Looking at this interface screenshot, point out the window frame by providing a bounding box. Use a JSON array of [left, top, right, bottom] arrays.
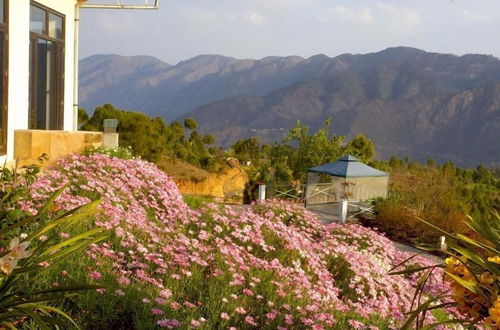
[[0, 0, 8, 155], [29, 1, 65, 131]]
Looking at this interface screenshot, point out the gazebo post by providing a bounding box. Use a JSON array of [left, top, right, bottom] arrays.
[[257, 183, 266, 203], [339, 199, 348, 223]]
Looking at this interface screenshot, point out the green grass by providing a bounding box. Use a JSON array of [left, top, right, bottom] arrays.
[[183, 195, 214, 209]]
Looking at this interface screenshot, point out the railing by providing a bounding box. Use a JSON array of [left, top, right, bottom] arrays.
[[264, 184, 305, 202]]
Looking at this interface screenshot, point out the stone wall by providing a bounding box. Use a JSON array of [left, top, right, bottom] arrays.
[[14, 130, 103, 167]]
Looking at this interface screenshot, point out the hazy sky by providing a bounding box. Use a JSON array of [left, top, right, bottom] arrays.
[[80, 0, 500, 64]]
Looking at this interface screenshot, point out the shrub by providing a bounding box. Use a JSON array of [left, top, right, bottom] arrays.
[[398, 212, 500, 329]]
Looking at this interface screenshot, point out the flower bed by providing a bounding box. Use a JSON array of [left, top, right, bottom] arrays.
[[24, 154, 452, 329]]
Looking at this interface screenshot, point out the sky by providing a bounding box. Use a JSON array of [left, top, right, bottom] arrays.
[[79, 0, 500, 64]]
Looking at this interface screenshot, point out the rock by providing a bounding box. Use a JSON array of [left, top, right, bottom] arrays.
[[174, 166, 248, 203]]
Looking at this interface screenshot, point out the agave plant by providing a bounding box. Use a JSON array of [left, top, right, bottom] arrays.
[[0, 162, 108, 329], [391, 211, 499, 329]]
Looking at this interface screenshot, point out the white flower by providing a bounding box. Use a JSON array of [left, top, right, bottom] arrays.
[[0, 237, 33, 275], [0, 256, 18, 275], [9, 238, 32, 259]]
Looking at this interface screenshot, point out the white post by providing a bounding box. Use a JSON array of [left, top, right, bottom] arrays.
[[339, 200, 348, 223], [439, 236, 447, 251], [73, 4, 80, 131], [258, 184, 266, 202]]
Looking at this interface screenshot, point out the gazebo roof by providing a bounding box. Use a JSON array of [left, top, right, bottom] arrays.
[[308, 155, 388, 178]]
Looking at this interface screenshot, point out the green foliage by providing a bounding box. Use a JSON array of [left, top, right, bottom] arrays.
[[183, 195, 214, 209], [0, 164, 108, 328], [394, 212, 500, 329], [78, 108, 89, 129], [231, 137, 264, 165], [247, 119, 376, 185], [345, 134, 375, 163], [81, 104, 220, 168], [184, 118, 198, 130], [83, 146, 135, 160], [82, 104, 167, 162], [372, 157, 499, 245]]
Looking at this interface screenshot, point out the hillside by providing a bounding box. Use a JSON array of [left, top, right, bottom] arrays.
[[185, 70, 500, 166], [79, 47, 500, 166]]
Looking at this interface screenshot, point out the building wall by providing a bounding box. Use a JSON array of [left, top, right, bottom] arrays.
[[0, 0, 76, 164]]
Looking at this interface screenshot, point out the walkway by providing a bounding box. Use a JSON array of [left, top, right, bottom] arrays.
[[307, 203, 443, 264]]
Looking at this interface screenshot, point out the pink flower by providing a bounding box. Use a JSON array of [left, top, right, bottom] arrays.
[[156, 318, 181, 328], [160, 289, 172, 299], [220, 312, 230, 320], [89, 271, 101, 280], [190, 320, 201, 328], [118, 276, 131, 286], [244, 315, 257, 326], [155, 297, 166, 305], [235, 307, 246, 315], [39, 235, 48, 242], [242, 288, 253, 296], [348, 320, 365, 329], [39, 261, 50, 268], [61, 270, 68, 277], [115, 289, 125, 296], [151, 308, 164, 315], [60, 232, 71, 239]]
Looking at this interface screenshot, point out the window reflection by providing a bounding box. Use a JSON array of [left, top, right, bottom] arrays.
[[48, 13, 62, 39], [29, 3, 64, 130], [0, 0, 4, 24], [30, 6, 45, 34], [0, 0, 6, 154]]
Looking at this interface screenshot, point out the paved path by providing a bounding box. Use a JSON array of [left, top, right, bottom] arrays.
[[308, 203, 443, 264]]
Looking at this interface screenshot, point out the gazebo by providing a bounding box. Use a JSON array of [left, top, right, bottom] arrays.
[[305, 155, 389, 222]]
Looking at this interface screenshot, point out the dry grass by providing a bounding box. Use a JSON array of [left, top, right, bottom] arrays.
[[156, 156, 210, 182]]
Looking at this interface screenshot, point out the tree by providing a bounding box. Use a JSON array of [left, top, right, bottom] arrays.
[[184, 118, 198, 130], [78, 108, 89, 129], [345, 134, 375, 162]]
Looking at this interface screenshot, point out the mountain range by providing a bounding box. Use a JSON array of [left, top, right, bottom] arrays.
[[79, 47, 500, 166]]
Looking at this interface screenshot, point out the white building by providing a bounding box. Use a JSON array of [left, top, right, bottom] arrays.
[[0, 1, 158, 166], [0, 0, 83, 164]]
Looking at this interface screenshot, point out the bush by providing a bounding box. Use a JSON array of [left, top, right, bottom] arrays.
[[397, 212, 500, 329]]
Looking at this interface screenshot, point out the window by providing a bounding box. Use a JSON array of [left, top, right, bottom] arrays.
[[29, 2, 64, 130], [0, 0, 7, 155]]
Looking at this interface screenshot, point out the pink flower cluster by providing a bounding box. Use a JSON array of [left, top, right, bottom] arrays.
[[24, 154, 452, 328]]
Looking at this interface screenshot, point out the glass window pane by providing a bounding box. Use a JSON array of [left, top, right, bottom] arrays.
[[48, 14, 62, 39], [0, 0, 4, 24], [30, 39, 60, 130], [30, 6, 45, 34], [0, 32, 4, 149]]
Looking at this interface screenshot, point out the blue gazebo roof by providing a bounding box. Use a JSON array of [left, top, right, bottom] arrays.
[[308, 155, 388, 178]]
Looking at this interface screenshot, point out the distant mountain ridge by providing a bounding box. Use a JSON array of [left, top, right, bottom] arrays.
[[79, 47, 500, 166]]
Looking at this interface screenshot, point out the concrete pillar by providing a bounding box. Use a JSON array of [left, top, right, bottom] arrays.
[[339, 200, 348, 223], [258, 184, 266, 202], [103, 133, 119, 148], [439, 236, 447, 251]]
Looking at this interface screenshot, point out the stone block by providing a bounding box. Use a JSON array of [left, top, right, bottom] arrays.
[[102, 133, 119, 148], [14, 130, 103, 168]]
